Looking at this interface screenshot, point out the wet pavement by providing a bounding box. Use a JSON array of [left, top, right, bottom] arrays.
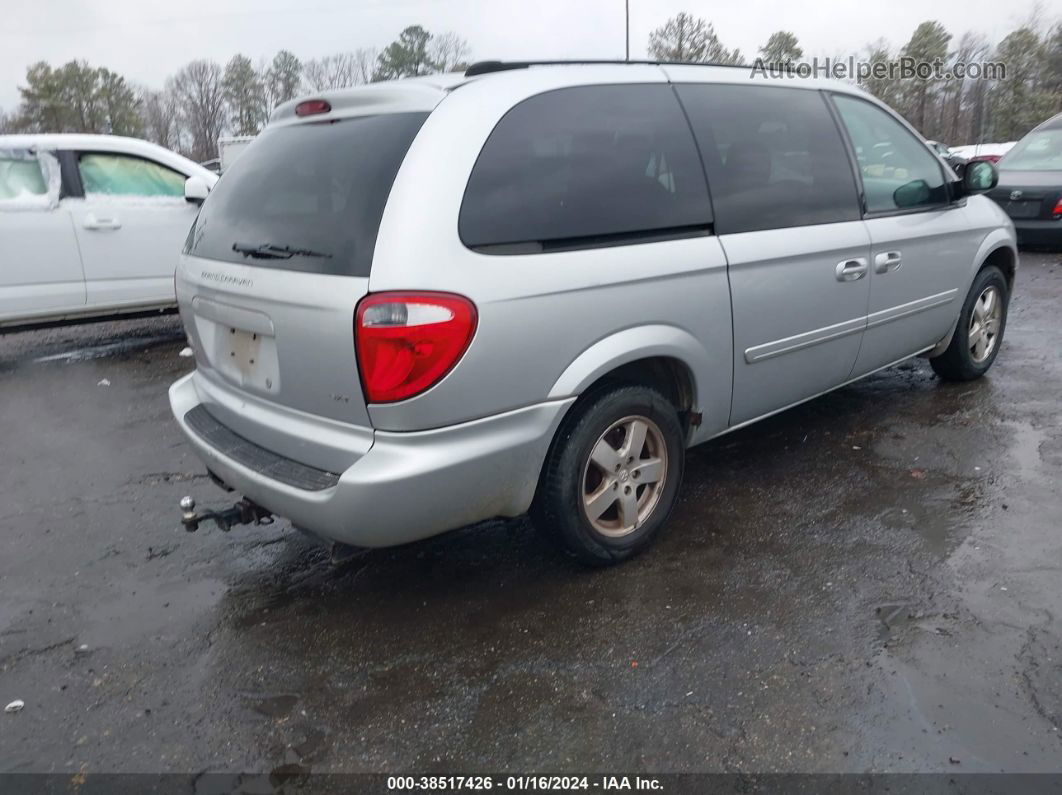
[[1, 253, 1061, 776]]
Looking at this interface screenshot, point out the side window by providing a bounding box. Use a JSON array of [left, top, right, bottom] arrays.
[[676, 84, 861, 235], [832, 95, 948, 213], [77, 153, 186, 198], [0, 149, 48, 199], [460, 84, 711, 252]]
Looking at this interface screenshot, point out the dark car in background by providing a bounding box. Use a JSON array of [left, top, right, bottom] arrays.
[[988, 112, 1062, 247]]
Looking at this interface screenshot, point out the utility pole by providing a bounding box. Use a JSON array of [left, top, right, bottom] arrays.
[[625, 0, 630, 61]]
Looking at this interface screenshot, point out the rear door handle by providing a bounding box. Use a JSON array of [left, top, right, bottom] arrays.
[[874, 251, 903, 274], [835, 258, 868, 282], [83, 214, 121, 231]]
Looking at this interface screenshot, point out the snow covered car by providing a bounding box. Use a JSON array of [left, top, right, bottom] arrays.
[[949, 141, 1016, 165], [0, 134, 217, 330]]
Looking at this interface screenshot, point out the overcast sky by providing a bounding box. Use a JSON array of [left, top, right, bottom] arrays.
[[1, 0, 1053, 111]]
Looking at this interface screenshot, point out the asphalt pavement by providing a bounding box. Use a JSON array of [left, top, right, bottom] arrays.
[[1, 252, 1061, 776]]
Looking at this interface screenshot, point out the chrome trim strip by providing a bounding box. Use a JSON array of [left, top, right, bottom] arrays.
[[744, 289, 958, 365], [717, 345, 935, 440], [744, 316, 866, 364], [865, 289, 958, 330]]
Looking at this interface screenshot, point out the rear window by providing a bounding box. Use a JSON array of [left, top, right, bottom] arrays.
[[459, 84, 712, 253], [999, 128, 1062, 171], [0, 149, 47, 199], [187, 112, 429, 277]]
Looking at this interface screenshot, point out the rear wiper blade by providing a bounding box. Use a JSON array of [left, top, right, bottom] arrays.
[[232, 243, 290, 259], [232, 242, 333, 260]]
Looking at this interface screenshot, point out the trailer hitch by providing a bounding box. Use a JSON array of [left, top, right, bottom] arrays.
[[179, 496, 274, 532]]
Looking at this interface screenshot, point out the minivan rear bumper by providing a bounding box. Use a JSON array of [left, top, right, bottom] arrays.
[[170, 372, 574, 547]]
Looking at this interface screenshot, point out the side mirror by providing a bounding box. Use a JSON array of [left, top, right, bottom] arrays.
[[184, 176, 210, 205], [894, 179, 931, 208], [962, 160, 998, 194]]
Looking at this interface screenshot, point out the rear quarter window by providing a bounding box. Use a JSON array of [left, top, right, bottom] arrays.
[[459, 84, 712, 253], [0, 149, 48, 199], [187, 112, 429, 277]]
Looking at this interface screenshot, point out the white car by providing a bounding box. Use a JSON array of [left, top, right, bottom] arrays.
[[0, 134, 217, 330], [949, 142, 1017, 162]]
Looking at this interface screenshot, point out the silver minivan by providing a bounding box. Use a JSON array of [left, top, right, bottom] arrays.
[[171, 61, 1017, 565]]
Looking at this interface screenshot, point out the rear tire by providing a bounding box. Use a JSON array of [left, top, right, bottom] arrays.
[[930, 265, 1009, 382], [530, 384, 685, 566]]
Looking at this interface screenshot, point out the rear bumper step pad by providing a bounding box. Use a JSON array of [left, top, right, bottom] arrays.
[[184, 405, 340, 491]]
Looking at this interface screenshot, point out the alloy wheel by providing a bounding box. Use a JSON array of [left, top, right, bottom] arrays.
[[968, 285, 1003, 364], [581, 415, 668, 538]]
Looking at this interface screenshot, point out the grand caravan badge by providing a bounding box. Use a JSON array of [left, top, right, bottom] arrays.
[[200, 271, 253, 289]]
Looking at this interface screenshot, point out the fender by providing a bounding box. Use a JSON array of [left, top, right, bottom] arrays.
[[967, 227, 1018, 286], [925, 228, 1018, 358], [547, 324, 728, 439]]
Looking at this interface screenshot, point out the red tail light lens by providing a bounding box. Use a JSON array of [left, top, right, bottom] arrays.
[[1053, 197, 1062, 218], [355, 292, 477, 403], [295, 99, 331, 117]]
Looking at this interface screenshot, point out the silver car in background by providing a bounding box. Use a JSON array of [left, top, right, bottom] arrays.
[[170, 61, 1016, 566]]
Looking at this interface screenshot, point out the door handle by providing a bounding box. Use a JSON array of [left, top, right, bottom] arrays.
[[83, 214, 121, 231], [874, 251, 903, 274], [835, 258, 868, 282]]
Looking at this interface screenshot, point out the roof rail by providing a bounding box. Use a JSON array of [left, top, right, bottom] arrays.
[[464, 59, 755, 77]]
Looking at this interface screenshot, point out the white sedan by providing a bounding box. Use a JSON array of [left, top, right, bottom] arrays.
[[0, 134, 217, 330]]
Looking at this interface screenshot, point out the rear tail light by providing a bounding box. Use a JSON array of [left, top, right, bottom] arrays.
[[1053, 197, 1062, 218], [355, 292, 477, 403]]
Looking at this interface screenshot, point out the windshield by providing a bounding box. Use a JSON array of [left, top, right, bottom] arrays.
[[999, 128, 1062, 172], [187, 112, 429, 277]]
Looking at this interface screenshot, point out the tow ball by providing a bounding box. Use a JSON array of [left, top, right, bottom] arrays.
[[179, 496, 274, 532]]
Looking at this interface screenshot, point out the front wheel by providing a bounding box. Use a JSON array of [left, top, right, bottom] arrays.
[[530, 385, 685, 566], [930, 265, 1009, 382]]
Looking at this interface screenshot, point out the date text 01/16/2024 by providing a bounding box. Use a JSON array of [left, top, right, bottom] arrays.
[[386, 776, 664, 791]]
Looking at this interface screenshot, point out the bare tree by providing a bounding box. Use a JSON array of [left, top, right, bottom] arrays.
[[140, 82, 183, 151], [172, 59, 226, 162], [302, 51, 378, 91], [354, 48, 377, 84], [939, 32, 989, 143], [429, 32, 472, 72], [0, 107, 14, 133]]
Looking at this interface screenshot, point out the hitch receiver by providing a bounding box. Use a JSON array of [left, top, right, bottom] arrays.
[[180, 495, 274, 533]]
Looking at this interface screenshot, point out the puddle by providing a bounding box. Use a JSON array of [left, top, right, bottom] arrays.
[[1003, 420, 1048, 485]]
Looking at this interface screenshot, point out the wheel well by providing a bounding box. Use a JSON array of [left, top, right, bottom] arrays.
[[982, 246, 1016, 291], [580, 356, 696, 429]]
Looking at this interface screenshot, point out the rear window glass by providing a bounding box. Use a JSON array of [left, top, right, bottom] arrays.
[[460, 85, 711, 252], [187, 112, 429, 277], [0, 150, 47, 199], [999, 128, 1062, 171]]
